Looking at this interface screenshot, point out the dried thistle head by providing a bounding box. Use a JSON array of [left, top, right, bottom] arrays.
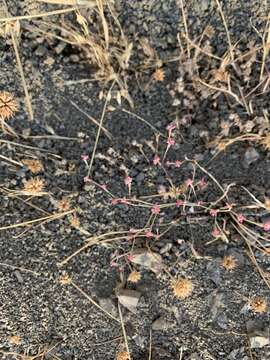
[[58, 274, 72, 285], [153, 68, 165, 82], [116, 350, 130, 360], [127, 270, 141, 283], [69, 213, 80, 228], [0, 91, 18, 120], [171, 278, 193, 299], [260, 134, 270, 150], [22, 159, 44, 174], [9, 335, 22, 345], [250, 297, 267, 313], [23, 177, 45, 195], [222, 255, 238, 270], [56, 198, 71, 212]]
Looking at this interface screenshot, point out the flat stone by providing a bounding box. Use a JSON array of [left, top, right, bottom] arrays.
[[117, 289, 141, 313], [152, 317, 174, 331]]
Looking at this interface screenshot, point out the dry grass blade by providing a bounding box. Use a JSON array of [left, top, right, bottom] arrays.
[[0, 209, 74, 231], [1, 2, 33, 119], [121, 108, 165, 137], [196, 77, 243, 105], [260, 13, 270, 80], [177, 0, 190, 57], [70, 280, 120, 322], [118, 302, 131, 360], [96, 0, 109, 49], [215, 0, 234, 63], [71, 100, 112, 139], [87, 82, 115, 177], [0, 6, 77, 21], [39, 0, 95, 5]]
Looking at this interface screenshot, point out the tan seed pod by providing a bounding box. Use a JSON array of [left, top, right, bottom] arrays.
[[222, 255, 238, 270], [127, 271, 141, 283], [0, 91, 18, 120], [250, 297, 267, 314], [171, 278, 193, 299], [22, 159, 44, 174]]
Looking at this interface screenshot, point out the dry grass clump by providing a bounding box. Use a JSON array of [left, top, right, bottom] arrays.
[[22, 159, 44, 173], [127, 270, 141, 283], [116, 350, 130, 360], [0, 91, 18, 120], [221, 255, 238, 270], [22, 177, 46, 195], [171, 278, 193, 299], [249, 297, 267, 313]]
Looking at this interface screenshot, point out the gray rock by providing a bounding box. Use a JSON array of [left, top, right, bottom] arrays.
[[152, 317, 174, 331], [244, 147, 260, 168], [117, 289, 141, 313], [250, 336, 270, 349], [130, 249, 163, 274], [207, 262, 221, 286], [98, 298, 117, 317]]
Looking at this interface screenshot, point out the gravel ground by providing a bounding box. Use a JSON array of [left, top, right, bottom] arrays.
[[0, 1, 270, 359]]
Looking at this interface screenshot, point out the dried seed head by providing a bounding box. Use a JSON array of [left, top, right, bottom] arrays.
[[0, 91, 18, 120], [261, 134, 270, 150], [9, 335, 22, 345], [250, 297, 267, 313], [116, 350, 130, 360], [70, 213, 80, 228], [56, 198, 71, 212], [222, 255, 238, 270], [23, 177, 45, 195], [58, 274, 72, 285], [127, 271, 141, 283], [22, 159, 44, 174], [153, 68, 165, 82], [171, 278, 193, 299]]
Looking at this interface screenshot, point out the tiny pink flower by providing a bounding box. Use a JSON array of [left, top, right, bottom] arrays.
[[151, 204, 161, 215], [145, 230, 155, 238], [210, 209, 218, 217], [127, 254, 134, 262], [84, 176, 91, 183], [237, 214, 245, 224], [110, 261, 118, 268], [124, 176, 132, 186], [224, 203, 233, 210], [167, 137, 175, 146], [111, 198, 119, 205], [166, 122, 176, 132], [263, 222, 270, 231], [176, 199, 183, 207], [100, 184, 108, 191], [120, 198, 130, 205], [199, 178, 207, 190], [153, 154, 161, 166], [127, 228, 137, 240], [174, 160, 182, 168], [212, 228, 221, 237], [177, 239, 184, 245], [185, 178, 193, 187], [81, 154, 89, 161]]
